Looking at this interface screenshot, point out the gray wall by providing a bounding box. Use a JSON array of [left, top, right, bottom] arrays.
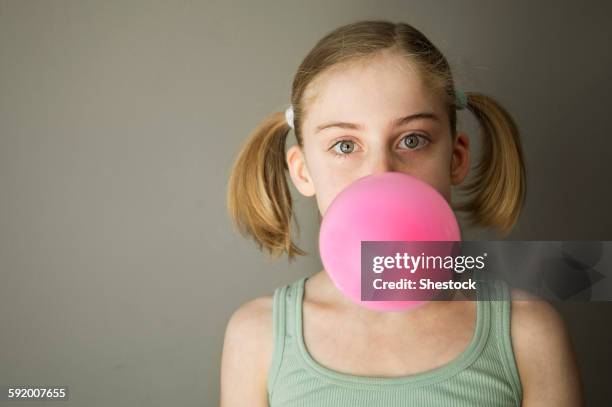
[[0, 0, 610, 405]]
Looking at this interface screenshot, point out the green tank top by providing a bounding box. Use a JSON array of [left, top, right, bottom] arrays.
[[267, 275, 522, 406]]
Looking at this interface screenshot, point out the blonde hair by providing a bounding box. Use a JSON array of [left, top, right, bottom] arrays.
[[227, 20, 526, 261]]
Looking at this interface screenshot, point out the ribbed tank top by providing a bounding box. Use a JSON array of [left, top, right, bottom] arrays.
[[267, 275, 523, 406]]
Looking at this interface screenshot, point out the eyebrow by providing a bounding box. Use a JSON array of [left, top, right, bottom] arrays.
[[315, 112, 441, 133]]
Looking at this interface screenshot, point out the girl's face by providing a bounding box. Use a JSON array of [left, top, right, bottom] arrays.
[[287, 50, 470, 216]]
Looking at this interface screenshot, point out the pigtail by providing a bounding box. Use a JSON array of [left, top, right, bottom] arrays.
[[226, 111, 307, 261], [454, 92, 527, 235]]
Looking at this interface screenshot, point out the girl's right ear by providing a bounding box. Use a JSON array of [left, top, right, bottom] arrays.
[[286, 145, 316, 197]]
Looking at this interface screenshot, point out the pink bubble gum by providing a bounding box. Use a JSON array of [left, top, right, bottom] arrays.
[[318, 171, 461, 312]]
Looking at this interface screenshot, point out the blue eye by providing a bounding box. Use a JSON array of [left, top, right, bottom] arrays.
[[330, 140, 356, 157], [400, 133, 429, 150]]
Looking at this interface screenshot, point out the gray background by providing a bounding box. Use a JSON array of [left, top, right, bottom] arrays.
[[0, 0, 611, 405]]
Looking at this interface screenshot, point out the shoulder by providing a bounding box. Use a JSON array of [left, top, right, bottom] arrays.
[[220, 295, 274, 406], [508, 287, 584, 406], [223, 294, 274, 364], [226, 295, 274, 332], [509, 287, 567, 340]]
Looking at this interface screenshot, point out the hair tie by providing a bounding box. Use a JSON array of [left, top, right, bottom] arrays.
[[455, 89, 468, 110], [285, 90, 467, 128], [285, 105, 294, 129]]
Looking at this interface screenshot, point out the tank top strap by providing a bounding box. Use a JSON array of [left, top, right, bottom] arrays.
[[267, 276, 304, 399], [482, 277, 523, 403]]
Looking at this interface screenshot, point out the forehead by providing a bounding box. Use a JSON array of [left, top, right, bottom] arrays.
[[301, 52, 444, 130]]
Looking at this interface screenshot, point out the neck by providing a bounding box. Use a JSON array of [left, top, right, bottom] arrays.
[[309, 270, 464, 324]]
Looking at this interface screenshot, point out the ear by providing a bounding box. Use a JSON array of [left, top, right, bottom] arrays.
[[286, 145, 316, 197], [450, 132, 471, 185]]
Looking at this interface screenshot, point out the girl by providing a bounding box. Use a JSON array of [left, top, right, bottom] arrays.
[[221, 20, 583, 406]]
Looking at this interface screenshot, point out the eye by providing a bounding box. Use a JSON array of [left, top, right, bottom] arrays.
[[330, 139, 357, 157], [399, 133, 430, 150]]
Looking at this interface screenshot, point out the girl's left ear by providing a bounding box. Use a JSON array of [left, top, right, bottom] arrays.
[[450, 132, 471, 185]]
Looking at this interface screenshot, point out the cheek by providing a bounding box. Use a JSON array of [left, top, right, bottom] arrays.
[[315, 174, 356, 216], [404, 155, 453, 202], [302, 146, 357, 212], [421, 167, 453, 202], [311, 163, 354, 215]]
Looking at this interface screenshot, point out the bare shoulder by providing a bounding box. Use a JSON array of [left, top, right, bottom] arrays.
[[509, 288, 570, 365], [508, 288, 584, 406], [220, 295, 273, 407], [225, 295, 274, 346], [223, 295, 274, 368]]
